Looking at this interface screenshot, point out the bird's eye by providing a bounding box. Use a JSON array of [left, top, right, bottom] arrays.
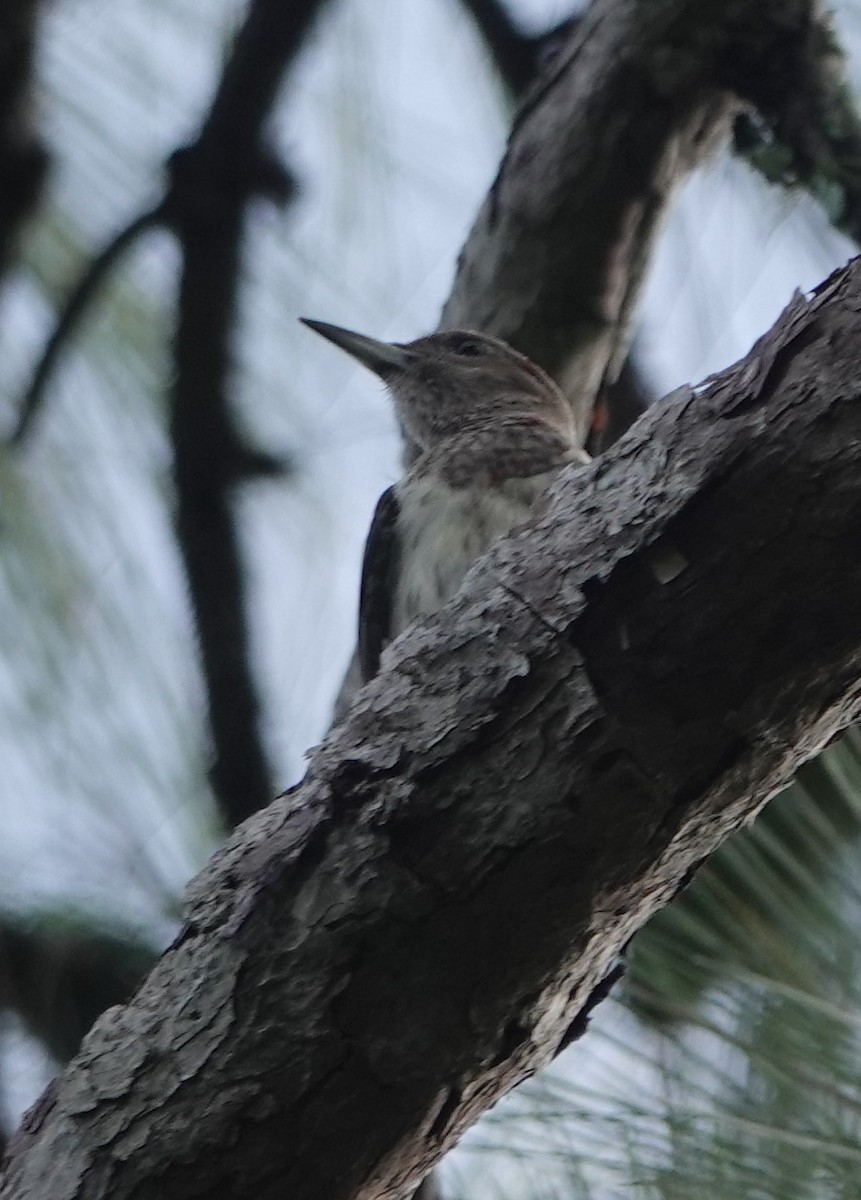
[[452, 336, 485, 357]]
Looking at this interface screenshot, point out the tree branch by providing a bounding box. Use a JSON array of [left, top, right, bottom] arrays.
[[3, 256, 861, 1200], [144, 0, 331, 829], [456, 1, 861, 452], [439, 0, 856, 445], [0, 0, 330, 1085], [9, 0, 331, 828], [0, 0, 48, 284], [8, 209, 163, 444], [0, 916, 156, 1064], [730, 10, 861, 244], [456, 0, 542, 97]]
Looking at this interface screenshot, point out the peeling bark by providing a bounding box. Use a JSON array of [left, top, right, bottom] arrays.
[[3, 256, 861, 1200]]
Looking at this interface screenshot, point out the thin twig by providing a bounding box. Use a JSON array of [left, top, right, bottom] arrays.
[[9, 207, 163, 444]]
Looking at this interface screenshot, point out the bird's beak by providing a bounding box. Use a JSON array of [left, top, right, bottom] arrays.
[[300, 318, 410, 375]]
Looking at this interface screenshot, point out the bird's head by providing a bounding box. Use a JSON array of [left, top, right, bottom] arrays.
[[301, 319, 575, 452]]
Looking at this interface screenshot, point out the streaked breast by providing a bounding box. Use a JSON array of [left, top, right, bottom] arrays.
[[391, 471, 555, 637]]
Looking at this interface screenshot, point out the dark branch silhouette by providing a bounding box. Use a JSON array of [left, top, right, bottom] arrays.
[[9, 0, 331, 834], [4, 260, 861, 1200], [458, 0, 577, 100], [160, 0, 329, 827], [0, 0, 49, 283], [9, 208, 163, 444], [0, 0, 51, 1142], [4, 0, 861, 1168], [730, 15, 861, 245], [457, 0, 540, 96], [0, 1, 329, 1133]]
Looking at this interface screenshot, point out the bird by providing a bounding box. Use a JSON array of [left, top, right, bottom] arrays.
[[301, 318, 589, 687]]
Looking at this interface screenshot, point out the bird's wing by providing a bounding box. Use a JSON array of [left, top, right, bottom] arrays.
[[358, 484, 401, 683]]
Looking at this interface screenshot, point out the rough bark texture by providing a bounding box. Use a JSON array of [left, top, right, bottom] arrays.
[[3, 255, 861, 1200], [439, 0, 842, 444]]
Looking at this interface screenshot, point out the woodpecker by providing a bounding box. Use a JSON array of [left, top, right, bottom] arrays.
[[302, 319, 589, 684]]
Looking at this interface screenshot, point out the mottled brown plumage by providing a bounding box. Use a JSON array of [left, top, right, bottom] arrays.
[[301, 320, 588, 682]]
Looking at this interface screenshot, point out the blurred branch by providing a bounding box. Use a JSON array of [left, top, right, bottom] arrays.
[[440, 0, 736, 444], [2, 1, 325, 1110], [9, 0, 332, 833], [0, 915, 156, 1064], [731, 13, 861, 245], [462, 5, 861, 450], [459, 0, 650, 450], [8, 208, 163, 444], [0, 0, 48, 284], [164, 0, 328, 828], [457, 0, 553, 97], [0, 0, 49, 1133]]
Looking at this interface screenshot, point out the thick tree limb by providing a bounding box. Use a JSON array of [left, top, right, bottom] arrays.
[[456, 0, 861, 452], [440, 0, 730, 439], [439, 0, 858, 444], [4, 255, 861, 1199]]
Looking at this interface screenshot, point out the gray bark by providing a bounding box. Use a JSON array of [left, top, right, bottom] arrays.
[[3, 254, 861, 1199], [440, 0, 845, 444]]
